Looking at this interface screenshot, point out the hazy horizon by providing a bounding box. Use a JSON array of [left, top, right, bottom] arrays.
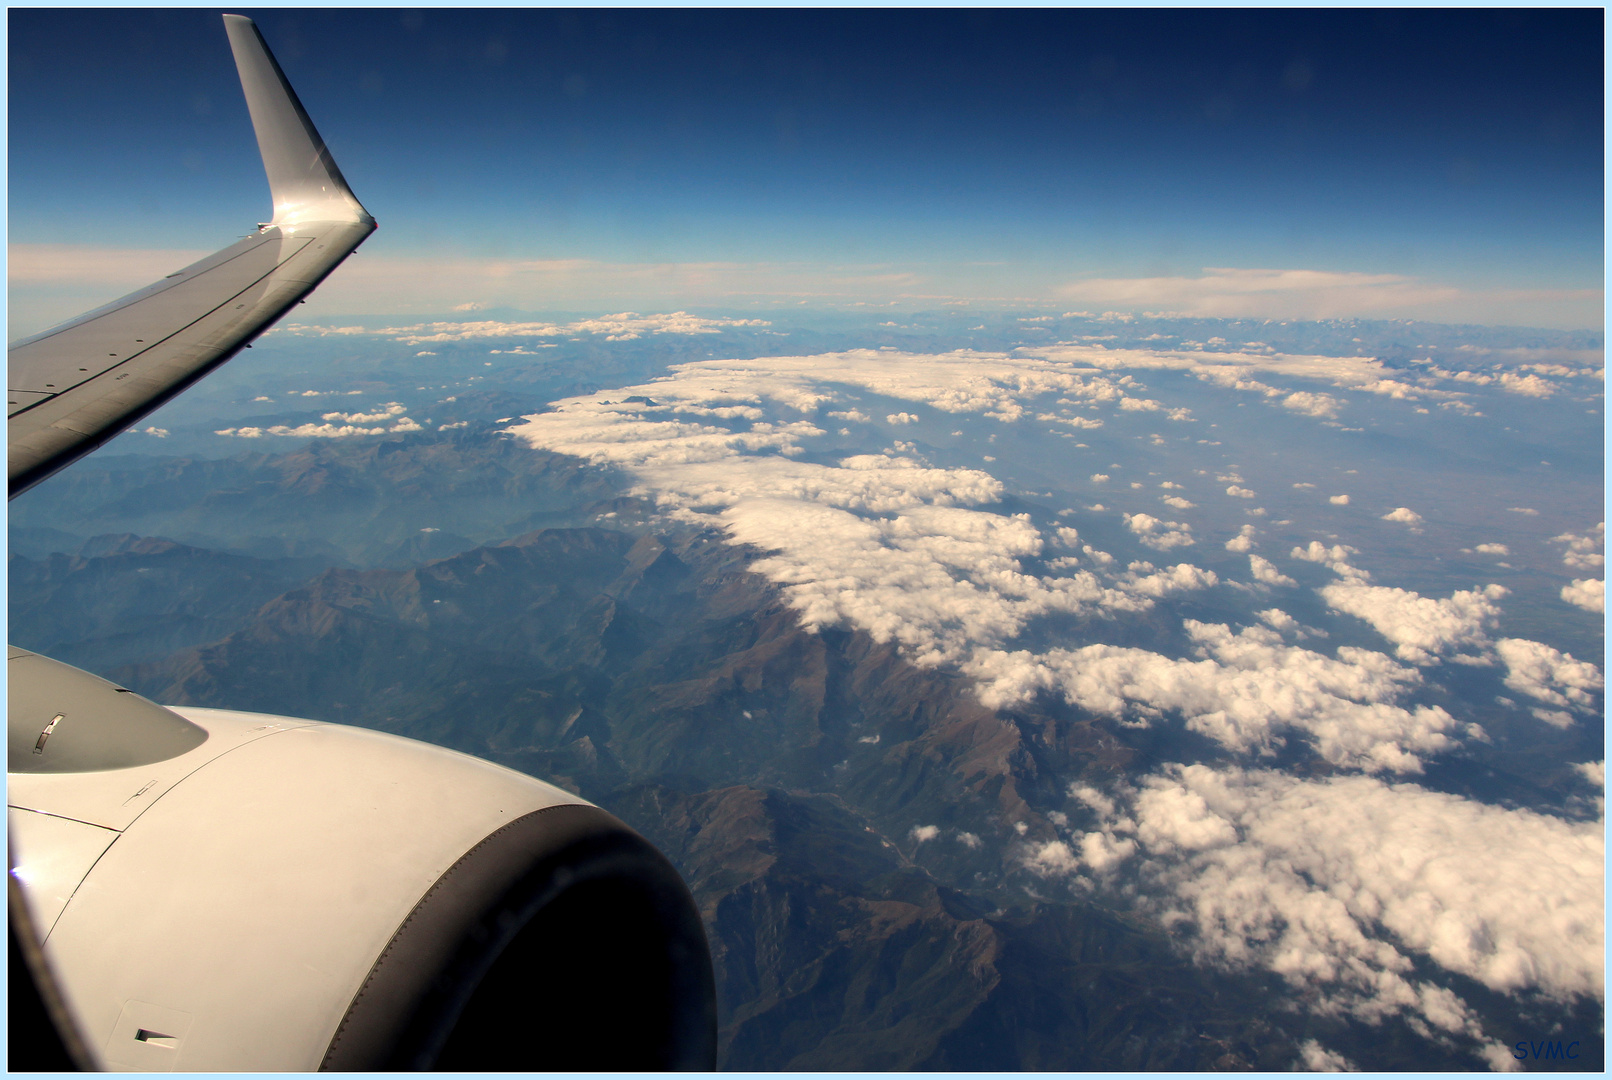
[[9, 9, 1604, 334]]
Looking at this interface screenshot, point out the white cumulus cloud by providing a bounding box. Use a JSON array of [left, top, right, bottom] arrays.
[[1224, 524, 1256, 553], [1561, 578, 1604, 614], [320, 402, 408, 424], [1299, 1040, 1358, 1072], [1054, 764, 1603, 1057], [1554, 524, 1605, 571], [1284, 391, 1342, 419], [503, 347, 1590, 795], [1124, 513, 1195, 551], [216, 414, 424, 439], [1248, 554, 1296, 587], [968, 621, 1462, 773], [1382, 507, 1423, 528], [1320, 582, 1507, 664], [1494, 638, 1603, 714]]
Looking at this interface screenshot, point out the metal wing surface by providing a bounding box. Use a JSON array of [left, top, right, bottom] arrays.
[[7, 15, 375, 498]]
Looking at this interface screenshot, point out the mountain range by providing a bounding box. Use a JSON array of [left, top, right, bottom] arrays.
[[14, 435, 1594, 1068]]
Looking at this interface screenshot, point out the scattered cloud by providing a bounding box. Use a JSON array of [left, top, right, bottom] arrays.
[[1124, 513, 1194, 551], [1431, 365, 1565, 398], [1049, 764, 1603, 1060], [320, 403, 407, 424], [487, 341, 1597, 1070], [215, 400, 423, 439], [1553, 523, 1605, 571], [1299, 1040, 1358, 1072], [1291, 540, 1365, 579], [1041, 412, 1104, 430], [1494, 638, 1603, 714], [1030, 341, 1584, 431], [1320, 582, 1506, 664], [1050, 526, 1081, 549], [1561, 578, 1604, 614], [1283, 391, 1341, 419], [280, 311, 771, 345], [1532, 708, 1574, 730], [1248, 554, 1296, 587], [503, 347, 1570, 784], [1118, 562, 1218, 599], [1382, 507, 1423, 530], [506, 352, 1268, 677], [971, 620, 1462, 773], [215, 416, 425, 438]]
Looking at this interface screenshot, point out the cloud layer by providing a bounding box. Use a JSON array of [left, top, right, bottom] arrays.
[[968, 620, 1461, 774], [504, 344, 1602, 1063], [1320, 582, 1506, 664], [277, 311, 770, 345], [215, 401, 425, 439], [1054, 266, 1601, 326], [12, 240, 1601, 341], [509, 351, 1223, 667], [504, 347, 1603, 779], [1040, 764, 1603, 1063]]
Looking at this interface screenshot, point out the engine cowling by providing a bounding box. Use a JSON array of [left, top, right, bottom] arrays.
[[7, 650, 716, 1071]]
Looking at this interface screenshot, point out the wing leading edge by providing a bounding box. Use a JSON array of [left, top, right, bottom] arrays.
[[7, 14, 375, 498]]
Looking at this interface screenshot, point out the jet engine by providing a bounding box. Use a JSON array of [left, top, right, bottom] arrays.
[[8, 649, 717, 1070]]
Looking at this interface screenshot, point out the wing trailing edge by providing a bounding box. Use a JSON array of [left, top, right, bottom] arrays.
[[7, 15, 375, 498]]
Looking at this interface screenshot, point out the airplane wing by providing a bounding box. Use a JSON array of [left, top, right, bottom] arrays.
[[7, 14, 376, 499], [7, 16, 717, 1071]]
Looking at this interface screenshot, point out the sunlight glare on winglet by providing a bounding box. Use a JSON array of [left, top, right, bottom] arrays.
[[223, 14, 373, 229]]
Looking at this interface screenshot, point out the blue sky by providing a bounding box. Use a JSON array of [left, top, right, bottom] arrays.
[[8, 8, 1605, 330]]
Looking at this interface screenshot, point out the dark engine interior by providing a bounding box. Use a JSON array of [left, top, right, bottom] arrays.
[[319, 803, 716, 1072]]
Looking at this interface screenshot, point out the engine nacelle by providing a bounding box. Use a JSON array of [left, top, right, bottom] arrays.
[[8, 650, 716, 1070]]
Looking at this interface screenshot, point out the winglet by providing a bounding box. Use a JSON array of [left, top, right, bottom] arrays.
[[223, 14, 373, 227]]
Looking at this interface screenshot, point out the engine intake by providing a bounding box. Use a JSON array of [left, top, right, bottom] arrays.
[[325, 803, 715, 1071]]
